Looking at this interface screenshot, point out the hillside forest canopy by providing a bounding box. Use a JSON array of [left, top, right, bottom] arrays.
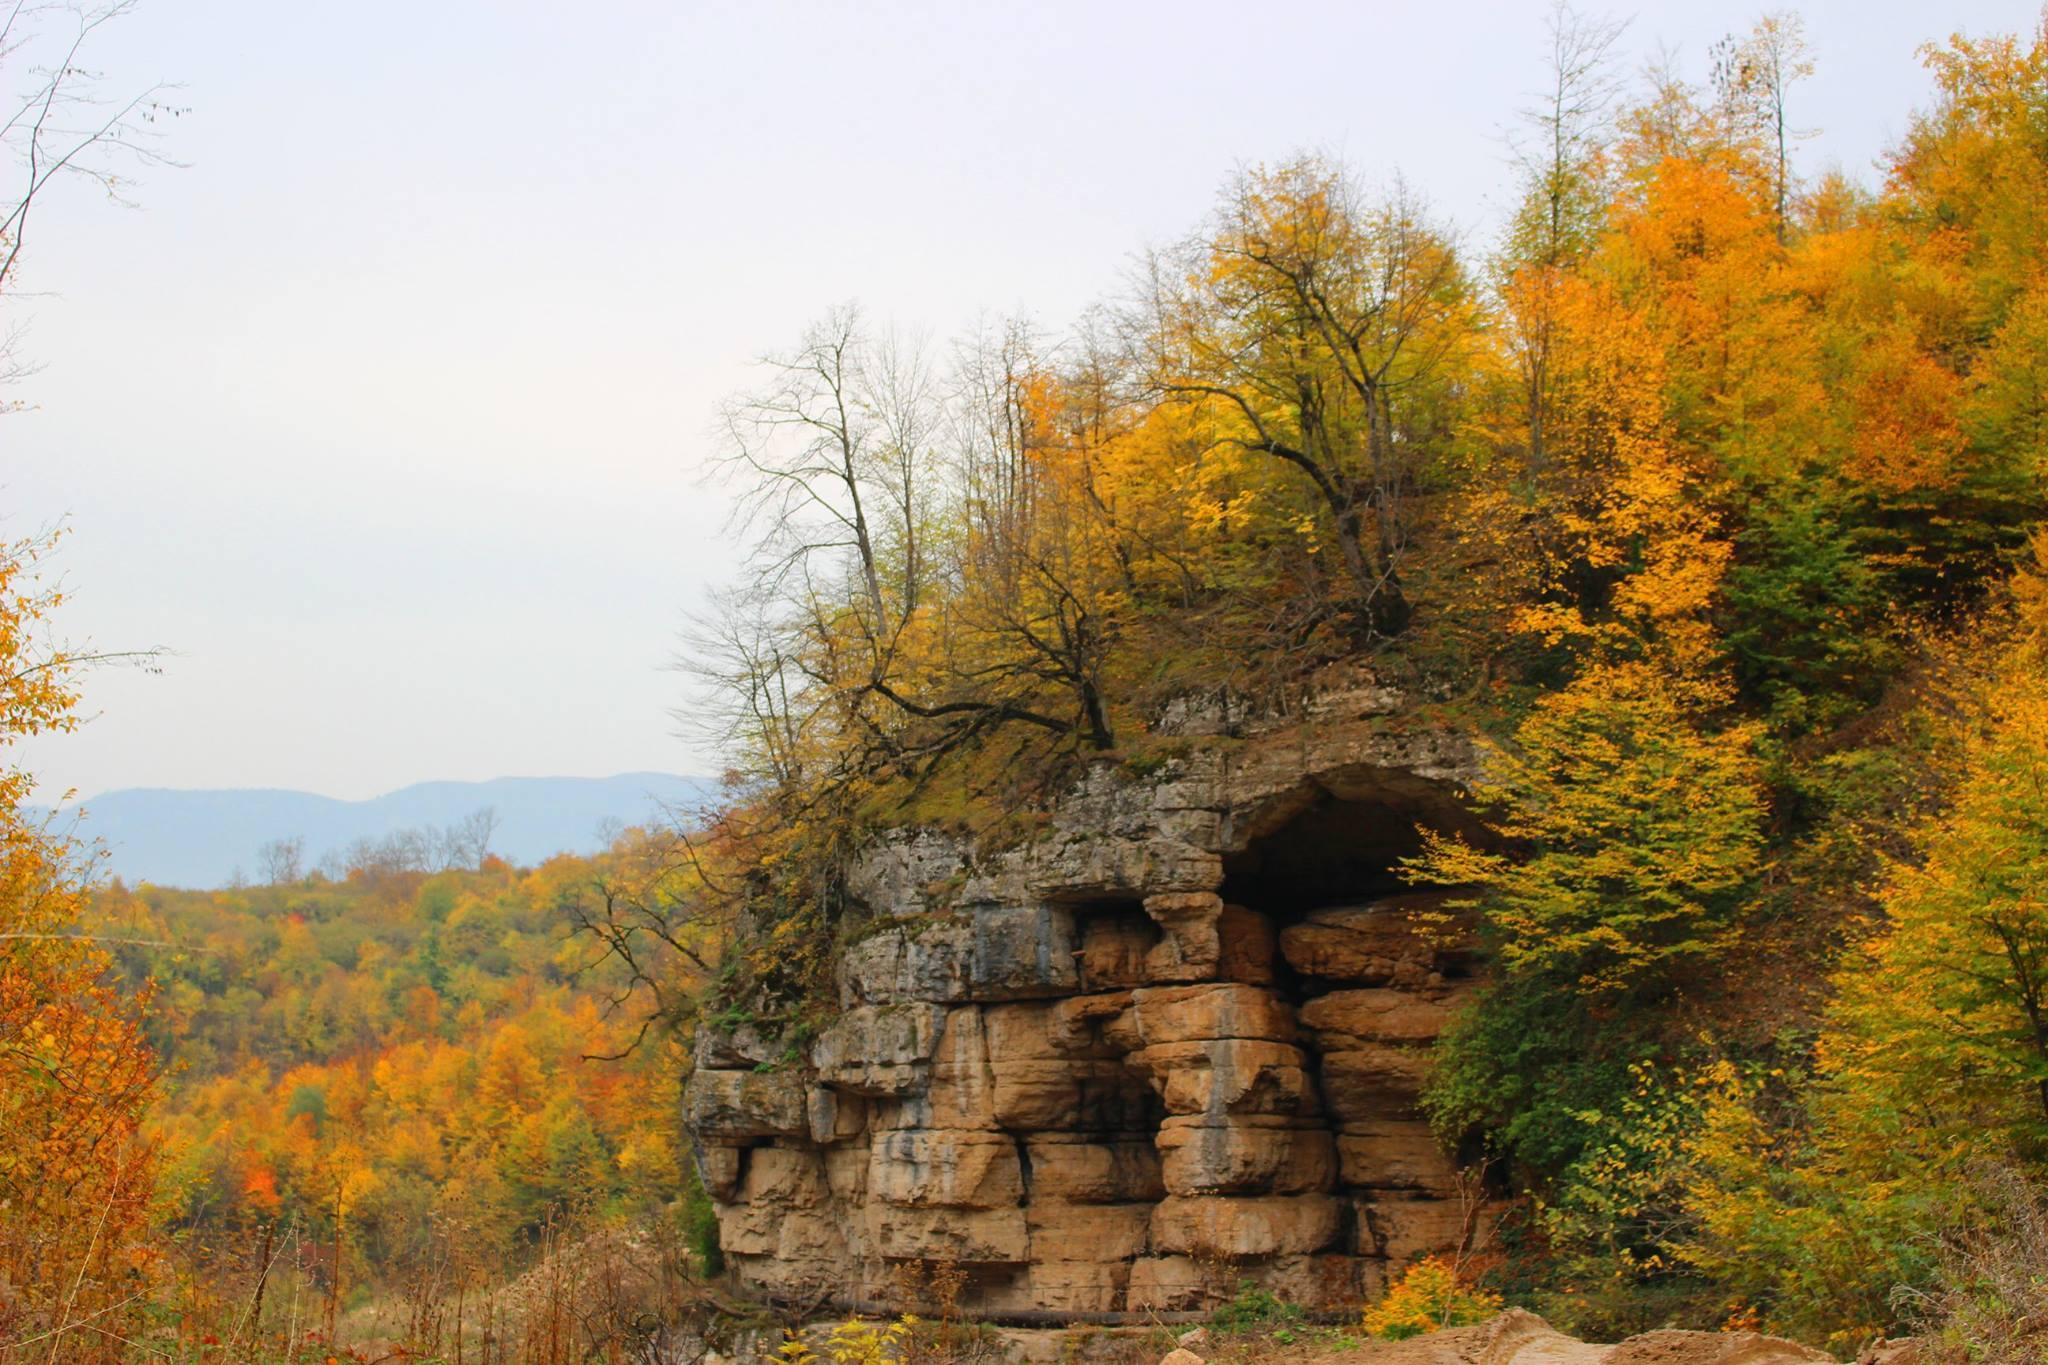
[[7, 5, 2048, 1361]]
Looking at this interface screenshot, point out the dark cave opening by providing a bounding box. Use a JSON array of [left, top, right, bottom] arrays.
[[1220, 768, 1488, 920]]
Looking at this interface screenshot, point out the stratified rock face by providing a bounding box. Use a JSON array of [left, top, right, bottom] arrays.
[[683, 676, 1489, 1316]]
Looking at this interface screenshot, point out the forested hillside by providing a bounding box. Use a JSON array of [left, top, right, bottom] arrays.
[[92, 849, 689, 1257], [6, 7, 2048, 1364], [66, 833, 712, 1358]]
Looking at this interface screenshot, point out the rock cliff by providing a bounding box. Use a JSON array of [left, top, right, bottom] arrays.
[[683, 677, 1492, 1316]]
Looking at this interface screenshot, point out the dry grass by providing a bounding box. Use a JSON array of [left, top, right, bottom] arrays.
[[1911, 1163, 2048, 1365]]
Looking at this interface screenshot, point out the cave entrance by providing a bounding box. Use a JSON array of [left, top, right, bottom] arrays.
[[1220, 767, 1486, 921]]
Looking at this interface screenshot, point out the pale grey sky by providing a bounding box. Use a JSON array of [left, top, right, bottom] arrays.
[[11, 0, 2040, 801]]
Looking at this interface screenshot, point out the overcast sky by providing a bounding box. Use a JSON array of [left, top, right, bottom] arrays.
[[10, 0, 2041, 801]]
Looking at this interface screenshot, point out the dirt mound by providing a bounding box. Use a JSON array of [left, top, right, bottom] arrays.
[[1259, 1310, 1839, 1365]]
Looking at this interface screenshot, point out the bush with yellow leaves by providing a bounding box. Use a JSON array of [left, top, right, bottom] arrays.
[[1362, 1256, 1503, 1340], [778, 1314, 919, 1365]]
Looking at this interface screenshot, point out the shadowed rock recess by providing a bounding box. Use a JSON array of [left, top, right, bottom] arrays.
[[683, 678, 1493, 1316]]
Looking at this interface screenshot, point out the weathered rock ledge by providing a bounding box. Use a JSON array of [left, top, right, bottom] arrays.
[[683, 676, 1494, 1315]]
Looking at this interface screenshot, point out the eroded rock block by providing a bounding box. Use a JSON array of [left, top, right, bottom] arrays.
[[694, 1020, 785, 1070], [1110, 982, 1297, 1049], [1016, 839, 1223, 904], [1025, 1201, 1152, 1262], [1127, 1038, 1319, 1118], [823, 1141, 869, 1202], [1125, 1255, 1209, 1311], [868, 1204, 1030, 1263], [995, 1059, 1155, 1131], [1024, 1136, 1165, 1204], [810, 1003, 945, 1094], [693, 1143, 743, 1200], [1336, 1121, 1461, 1194], [1141, 891, 1224, 982], [846, 829, 972, 920], [684, 1068, 808, 1142], [839, 906, 1080, 1006], [1299, 988, 1455, 1046], [1078, 913, 1156, 990], [1277, 893, 1472, 984], [718, 1148, 843, 1270], [1356, 1194, 1473, 1261], [1317, 1043, 1434, 1125], [1155, 1117, 1336, 1196], [807, 1085, 866, 1144], [1150, 1193, 1342, 1258], [869, 1128, 1023, 1209], [1217, 903, 1278, 985], [1026, 1258, 1132, 1314], [1049, 991, 1134, 1051]]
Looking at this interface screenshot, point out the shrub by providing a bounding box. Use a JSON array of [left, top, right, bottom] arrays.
[[778, 1315, 917, 1364], [1363, 1256, 1503, 1340], [681, 1167, 724, 1276], [1210, 1280, 1304, 1332], [1917, 1164, 2048, 1365]]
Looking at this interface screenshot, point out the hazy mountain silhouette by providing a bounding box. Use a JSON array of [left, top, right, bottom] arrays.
[[43, 773, 715, 889]]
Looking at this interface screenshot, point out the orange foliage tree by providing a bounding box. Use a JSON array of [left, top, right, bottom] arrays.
[[0, 532, 163, 1362]]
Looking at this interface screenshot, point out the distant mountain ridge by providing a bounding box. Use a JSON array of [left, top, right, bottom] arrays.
[[42, 773, 716, 889]]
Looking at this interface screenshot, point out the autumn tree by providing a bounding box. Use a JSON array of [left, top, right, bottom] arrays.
[[1141, 157, 1479, 638], [0, 532, 163, 1360], [1679, 535, 2048, 1346]]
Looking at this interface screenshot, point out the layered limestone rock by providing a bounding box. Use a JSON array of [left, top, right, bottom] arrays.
[[682, 674, 1489, 1316]]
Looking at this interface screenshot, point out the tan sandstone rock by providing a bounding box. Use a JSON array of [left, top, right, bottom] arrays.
[[1150, 1193, 1342, 1257], [1025, 1200, 1152, 1261], [1141, 891, 1225, 983], [1126, 1038, 1319, 1118], [1300, 987, 1456, 1045], [1026, 1258, 1132, 1314], [1155, 1117, 1335, 1196], [1024, 1136, 1164, 1204], [1216, 904, 1278, 985], [1317, 1041, 1434, 1124], [693, 1144, 743, 1200], [1337, 1121, 1462, 1193], [1125, 1255, 1208, 1311], [1109, 982, 1297, 1049], [867, 1203, 1030, 1263], [683, 1068, 808, 1142], [1277, 892, 1470, 983], [868, 1128, 1023, 1208], [1078, 913, 1156, 990]]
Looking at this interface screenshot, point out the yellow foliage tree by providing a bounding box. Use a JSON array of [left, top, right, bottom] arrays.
[[0, 532, 163, 1362]]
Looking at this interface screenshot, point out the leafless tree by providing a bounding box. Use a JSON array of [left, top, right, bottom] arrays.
[[561, 828, 731, 1059], [677, 580, 814, 792], [0, 2, 181, 382], [1508, 2, 1629, 269], [707, 307, 1121, 804], [1499, 4, 1628, 476], [257, 835, 304, 886], [436, 806, 499, 871], [1712, 12, 1814, 240], [717, 304, 934, 656]]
